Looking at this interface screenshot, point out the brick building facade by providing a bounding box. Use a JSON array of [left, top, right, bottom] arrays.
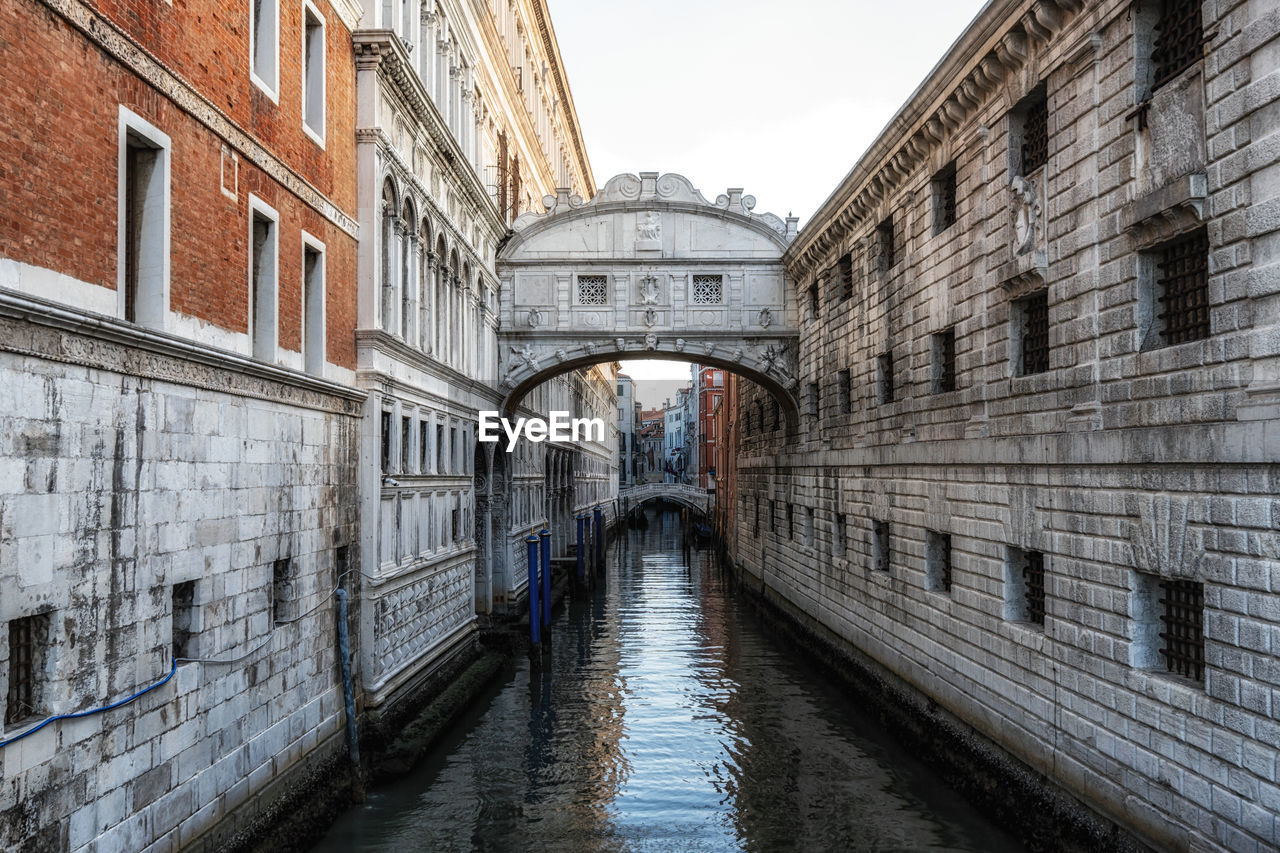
[[0, 0, 364, 849], [730, 0, 1280, 849]]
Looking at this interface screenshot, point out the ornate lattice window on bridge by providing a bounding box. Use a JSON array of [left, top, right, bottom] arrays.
[[577, 275, 608, 305], [691, 275, 723, 304]]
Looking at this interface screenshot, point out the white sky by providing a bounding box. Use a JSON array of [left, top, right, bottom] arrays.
[[548, 0, 990, 382]]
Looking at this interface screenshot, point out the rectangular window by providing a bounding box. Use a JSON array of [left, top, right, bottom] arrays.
[[1004, 547, 1046, 626], [5, 614, 49, 727], [1132, 572, 1205, 683], [451, 507, 460, 543], [250, 0, 280, 98], [753, 496, 760, 538], [401, 416, 411, 473], [1151, 0, 1203, 91], [833, 513, 846, 557], [302, 238, 325, 376], [931, 328, 957, 393], [691, 275, 723, 304], [249, 198, 279, 362], [872, 520, 890, 573], [172, 583, 195, 661], [119, 109, 170, 330], [786, 504, 794, 539], [932, 161, 957, 234], [808, 281, 819, 318], [380, 411, 392, 472], [419, 419, 429, 474], [769, 500, 776, 531], [1015, 84, 1048, 176], [450, 426, 458, 472], [1159, 578, 1205, 681], [837, 253, 853, 301], [577, 274, 607, 305], [837, 369, 852, 415], [876, 351, 894, 404], [1014, 290, 1050, 376], [808, 381, 820, 419], [1153, 228, 1210, 346], [876, 217, 896, 272], [437, 424, 445, 472], [926, 531, 952, 594], [271, 558, 291, 623], [302, 2, 326, 142]]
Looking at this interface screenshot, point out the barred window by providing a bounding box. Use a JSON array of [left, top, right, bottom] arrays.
[[833, 513, 846, 557], [809, 282, 820, 318], [1018, 85, 1049, 176], [932, 161, 957, 234], [837, 369, 852, 415], [1152, 0, 1204, 91], [872, 520, 890, 572], [172, 581, 196, 661], [691, 274, 723, 304], [1016, 290, 1050, 376], [876, 217, 896, 272], [787, 504, 794, 539], [1005, 546, 1045, 627], [837, 253, 854, 300], [808, 381, 820, 419], [1160, 579, 1204, 681], [1156, 229, 1210, 345], [577, 275, 607, 305], [932, 328, 957, 393], [877, 351, 894, 404], [6, 614, 49, 727], [926, 531, 952, 594]]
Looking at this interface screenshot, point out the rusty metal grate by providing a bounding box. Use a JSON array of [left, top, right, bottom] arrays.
[[1153, 0, 1204, 91], [1159, 579, 1204, 681], [838, 253, 854, 300], [1023, 551, 1046, 625], [1157, 229, 1210, 345], [934, 162, 957, 232], [1021, 89, 1049, 175], [1020, 290, 1050, 375], [6, 616, 42, 726]]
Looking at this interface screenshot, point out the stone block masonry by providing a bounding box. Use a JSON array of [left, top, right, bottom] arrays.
[[0, 302, 364, 852], [729, 0, 1280, 850]]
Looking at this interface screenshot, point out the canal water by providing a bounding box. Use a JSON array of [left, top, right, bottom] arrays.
[[315, 509, 1025, 852]]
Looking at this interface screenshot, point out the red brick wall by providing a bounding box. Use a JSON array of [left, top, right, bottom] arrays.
[[0, 0, 358, 369]]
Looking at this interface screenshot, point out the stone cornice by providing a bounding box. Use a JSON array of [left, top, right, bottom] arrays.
[[529, 0, 595, 195], [354, 30, 504, 237], [0, 290, 366, 415], [785, 0, 1092, 279], [326, 0, 364, 32], [39, 0, 359, 240]]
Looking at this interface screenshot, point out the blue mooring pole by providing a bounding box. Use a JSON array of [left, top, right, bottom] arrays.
[[539, 528, 551, 629], [593, 505, 603, 571], [575, 514, 586, 580], [525, 534, 541, 646]]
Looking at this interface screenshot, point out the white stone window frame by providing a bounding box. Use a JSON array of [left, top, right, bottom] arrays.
[[301, 0, 326, 147], [576, 274, 608, 306], [117, 106, 171, 331], [691, 273, 724, 305], [247, 194, 281, 363], [300, 230, 326, 377], [250, 0, 281, 103]]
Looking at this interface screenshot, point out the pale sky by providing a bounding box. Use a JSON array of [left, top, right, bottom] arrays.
[[549, 0, 990, 382]]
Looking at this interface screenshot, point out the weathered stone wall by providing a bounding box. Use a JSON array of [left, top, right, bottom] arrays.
[[0, 306, 362, 852], [734, 0, 1280, 850]]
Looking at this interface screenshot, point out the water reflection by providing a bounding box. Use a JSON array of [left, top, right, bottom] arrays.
[[315, 509, 1024, 852]]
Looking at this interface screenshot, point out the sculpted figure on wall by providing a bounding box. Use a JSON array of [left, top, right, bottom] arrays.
[[1010, 176, 1040, 256]]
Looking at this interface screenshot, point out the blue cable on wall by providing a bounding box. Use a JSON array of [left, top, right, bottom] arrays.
[[0, 659, 177, 749]]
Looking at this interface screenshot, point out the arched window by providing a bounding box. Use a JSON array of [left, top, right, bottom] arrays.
[[380, 179, 398, 333]]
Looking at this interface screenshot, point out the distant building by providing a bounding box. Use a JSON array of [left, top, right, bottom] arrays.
[[694, 366, 724, 488], [616, 373, 638, 485], [638, 408, 665, 482]]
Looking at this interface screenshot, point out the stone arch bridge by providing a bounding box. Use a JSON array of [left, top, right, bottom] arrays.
[[620, 482, 712, 516], [496, 173, 801, 425]]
